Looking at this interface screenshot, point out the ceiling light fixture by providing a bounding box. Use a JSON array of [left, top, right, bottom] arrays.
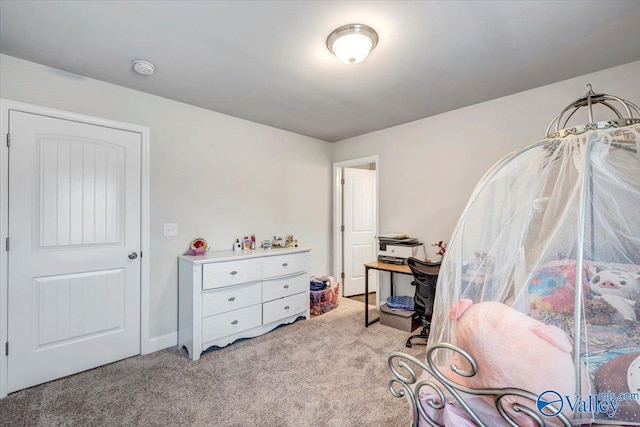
[[327, 24, 378, 65], [132, 59, 155, 75]]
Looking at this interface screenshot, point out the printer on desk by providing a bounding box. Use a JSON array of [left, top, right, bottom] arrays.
[[377, 234, 425, 265]]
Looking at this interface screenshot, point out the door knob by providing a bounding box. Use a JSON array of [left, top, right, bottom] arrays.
[[128, 251, 138, 260]]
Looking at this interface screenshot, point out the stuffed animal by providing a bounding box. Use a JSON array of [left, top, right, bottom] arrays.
[[585, 296, 619, 325], [441, 299, 582, 426], [588, 268, 640, 322], [594, 352, 640, 423]]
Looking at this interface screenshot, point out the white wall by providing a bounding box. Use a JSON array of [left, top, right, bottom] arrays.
[[333, 60, 640, 298], [0, 54, 333, 344], [2, 53, 639, 342]]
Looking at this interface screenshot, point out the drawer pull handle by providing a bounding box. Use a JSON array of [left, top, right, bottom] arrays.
[[284, 305, 290, 310], [228, 297, 236, 302], [231, 320, 239, 325], [284, 285, 290, 289], [230, 271, 238, 275], [282, 263, 288, 267]]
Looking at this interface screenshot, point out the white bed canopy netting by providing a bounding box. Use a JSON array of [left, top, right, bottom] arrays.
[[389, 86, 640, 427]]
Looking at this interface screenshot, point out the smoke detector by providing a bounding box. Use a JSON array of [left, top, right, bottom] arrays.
[[132, 59, 155, 75]]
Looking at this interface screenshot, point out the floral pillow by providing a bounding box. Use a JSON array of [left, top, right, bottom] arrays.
[[528, 260, 589, 316]]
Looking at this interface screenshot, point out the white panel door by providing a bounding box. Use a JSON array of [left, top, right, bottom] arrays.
[[7, 111, 141, 393], [343, 168, 377, 297]]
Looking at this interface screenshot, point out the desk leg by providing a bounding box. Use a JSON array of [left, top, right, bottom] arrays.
[[365, 266, 380, 327], [390, 272, 395, 297], [365, 266, 369, 327]]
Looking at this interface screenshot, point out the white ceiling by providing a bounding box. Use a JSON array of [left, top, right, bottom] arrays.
[[1, 1, 639, 142]]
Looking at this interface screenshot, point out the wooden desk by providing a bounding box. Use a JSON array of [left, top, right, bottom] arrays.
[[363, 261, 413, 327]]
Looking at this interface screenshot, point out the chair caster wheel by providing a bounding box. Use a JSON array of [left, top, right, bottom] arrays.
[[406, 341, 412, 348]]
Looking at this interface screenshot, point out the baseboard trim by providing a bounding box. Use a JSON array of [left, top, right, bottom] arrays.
[[145, 331, 177, 354]]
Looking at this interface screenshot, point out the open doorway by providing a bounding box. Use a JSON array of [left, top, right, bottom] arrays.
[[333, 156, 379, 299]]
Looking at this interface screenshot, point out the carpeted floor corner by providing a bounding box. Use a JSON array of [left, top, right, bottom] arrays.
[[0, 298, 427, 427]]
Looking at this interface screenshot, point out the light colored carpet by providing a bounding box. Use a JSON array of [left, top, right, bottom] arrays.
[[347, 293, 376, 306], [0, 298, 425, 426]]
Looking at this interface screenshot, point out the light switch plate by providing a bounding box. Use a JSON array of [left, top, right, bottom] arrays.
[[164, 223, 178, 236]]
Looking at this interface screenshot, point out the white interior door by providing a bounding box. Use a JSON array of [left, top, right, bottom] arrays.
[[343, 168, 377, 297], [7, 111, 141, 393]]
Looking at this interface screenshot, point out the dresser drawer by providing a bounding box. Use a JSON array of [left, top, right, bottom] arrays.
[[202, 304, 262, 343], [263, 292, 308, 325], [202, 258, 262, 290], [263, 252, 310, 278], [202, 282, 262, 317], [262, 273, 307, 303]]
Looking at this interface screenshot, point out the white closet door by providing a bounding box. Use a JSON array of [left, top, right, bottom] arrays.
[[7, 111, 141, 393], [343, 168, 377, 296]]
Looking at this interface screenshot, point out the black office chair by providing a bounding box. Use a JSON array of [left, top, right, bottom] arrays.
[[405, 257, 440, 348]]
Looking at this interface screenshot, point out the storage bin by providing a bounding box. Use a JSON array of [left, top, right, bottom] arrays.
[[310, 282, 340, 316], [380, 303, 419, 332]]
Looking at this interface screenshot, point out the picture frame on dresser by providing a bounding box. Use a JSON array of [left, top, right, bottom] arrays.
[[178, 247, 311, 360]]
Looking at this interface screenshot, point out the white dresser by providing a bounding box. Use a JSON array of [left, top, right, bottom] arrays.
[[178, 248, 311, 360]]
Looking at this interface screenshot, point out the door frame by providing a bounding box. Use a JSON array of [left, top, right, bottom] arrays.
[[332, 155, 379, 296], [0, 99, 151, 398]]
